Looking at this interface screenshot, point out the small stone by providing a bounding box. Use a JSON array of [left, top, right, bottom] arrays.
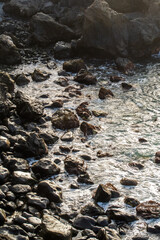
[[48, 100, 63, 108], [122, 82, 132, 90], [63, 59, 86, 73], [128, 162, 144, 170], [12, 171, 36, 185], [61, 132, 73, 142], [120, 178, 138, 186], [15, 73, 30, 86], [0, 136, 10, 152], [28, 216, 41, 226], [124, 197, 140, 207], [73, 215, 96, 230], [77, 173, 93, 185], [107, 207, 138, 222], [27, 192, 49, 209], [155, 151, 160, 163], [99, 87, 114, 99], [11, 184, 31, 194], [80, 122, 99, 136], [97, 227, 121, 240], [80, 155, 92, 161], [97, 216, 109, 227], [116, 57, 134, 73], [0, 209, 6, 226], [74, 69, 97, 85], [80, 202, 104, 216], [93, 184, 111, 203], [64, 156, 86, 175], [138, 138, 147, 143], [76, 102, 92, 120], [32, 69, 50, 82], [110, 76, 124, 82]]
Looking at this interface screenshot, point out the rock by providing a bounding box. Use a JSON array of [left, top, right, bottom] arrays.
[[59, 145, 71, 153], [11, 184, 31, 194], [116, 57, 134, 73], [31, 12, 75, 45], [0, 34, 21, 65], [82, 229, 96, 238], [124, 197, 140, 207], [77, 173, 93, 184], [76, 102, 92, 120], [51, 109, 79, 130], [80, 202, 104, 216], [92, 110, 107, 117], [37, 180, 62, 203], [80, 122, 99, 136], [136, 201, 160, 219], [121, 82, 132, 90], [147, 222, 160, 234], [0, 166, 9, 184], [74, 69, 97, 85], [0, 225, 29, 240], [93, 184, 111, 203], [0, 190, 5, 200], [39, 132, 59, 145], [32, 159, 60, 178], [128, 162, 144, 170], [120, 178, 138, 186], [14, 132, 48, 158], [32, 69, 50, 82], [64, 156, 86, 175], [6, 191, 15, 201], [132, 234, 149, 240], [55, 77, 69, 87], [27, 192, 49, 209], [138, 138, 147, 143], [12, 171, 36, 185], [14, 91, 43, 122], [15, 73, 30, 86], [61, 132, 73, 142], [73, 215, 96, 230], [2, 155, 29, 172], [3, 0, 44, 18], [28, 216, 41, 226], [0, 72, 15, 93], [97, 216, 109, 227], [110, 76, 124, 83], [0, 209, 6, 226], [155, 151, 160, 163], [97, 227, 121, 240], [64, 86, 82, 97], [63, 59, 86, 73], [54, 41, 71, 59], [80, 155, 92, 161], [99, 87, 114, 99], [0, 136, 10, 152], [107, 207, 138, 222], [48, 100, 63, 109], [41, 214, 72, 240], [22, 223, 35, 233], [97, 151, 113, 158]]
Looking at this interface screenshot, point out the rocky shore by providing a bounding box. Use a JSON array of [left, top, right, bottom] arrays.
[[0, 0, 160, 239]]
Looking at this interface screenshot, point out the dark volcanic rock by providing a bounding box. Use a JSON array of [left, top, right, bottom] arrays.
[[124, 197, 140, 207], [63, 59, 86, 73], [12, 171, 36, 185], [80, 202, 104, 216], [2, 154, 29, 172], [31, 12, 75, 45], [0, 34, 21, 65], [136, 201, 160, 219], [14, 91, 43, 122], [74, 69, 97, 85], [107, 207, 138, 222], [99, 87, 114, 99], [51, 109, 79, 130], [93, 184, 111, 203], [37, 180, 62, 203], [73, 215, 96, 230], [64, 156, 86, 175], [27, 192, 49, 209], [15, 73, 30, 86], [32, 159, 60, 178]]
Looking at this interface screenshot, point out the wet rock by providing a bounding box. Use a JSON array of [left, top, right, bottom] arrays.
[[41, 214, 72, 240], [0, 190, 5, 200], [54, 41, 71, 59], [55, 77, 69, 87], [120, 178, 138, 186], [0, 209, 6, 226], [107, 207, 138, 222], [147, 222, 160, 234], [128, 162, 144, 170], [74, 69, 97, 85], [14, 132, 48, 158], [97, 151, 113, 158], [48, 100, 63, 109], [64, 156, 86, 175], [116, 57, 134, 73], [32, 159, 60, 178], [121, 82, 132, 90], [11, 184, 31, 194], [92, 110, 107, 117], [132, 234, 149, 240], [28, 216, 41, 226], [61, 132, 73, 142], [73, 215, 96, 230], [124, 197, 140, 207], [0, 72, 15, 93], [14, 215, 27, 225], [15, 73, 30, 86], [80, 202, 104, 216], [80, 122, 99, 136], [0, 34, 21, 65], [136, 201, 160, 219], [37, 180, 62, 203], [155, 151, 160, 163], [14, 91, 43, 122], [12, 171, 36, 185], [97, 227, 121, 240], [80, 155, 92, 161], [32, 69, 50, 82], [77, 173, 93, 184], [39, 132, 59, 145], [0, 166, 9, 184], [138, 138, 147, 143], [2, 154, 29, 172], [82, 229, 96, 238], [0, 225, 29, 240], [63, 59, 86, 73], [6, 191, 15, 201], [99, 87, 114, 99], [51, 109, 79, 130], [0, 136, 10, 152], [110, 76, 124, 83], [76, 102, 92, 120], [27, 192, 49, 209], [59, 145, 71, 153], [31, 12, 75, 45], [64, 86, 82, 97], [93, 184, 111, 203], [97, 216, 109, 227], [22, 223, 35, 233]]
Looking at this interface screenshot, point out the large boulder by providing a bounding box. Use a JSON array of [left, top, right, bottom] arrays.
[[77, 0, 160, 58], [30, 12, 76, 45], [0, 34, 21, 65]]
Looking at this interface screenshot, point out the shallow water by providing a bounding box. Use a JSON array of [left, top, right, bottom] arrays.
[[8, 54, 160, 238]]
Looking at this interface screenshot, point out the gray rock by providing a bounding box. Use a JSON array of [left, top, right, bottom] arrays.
[[73, 215, 96, 230]]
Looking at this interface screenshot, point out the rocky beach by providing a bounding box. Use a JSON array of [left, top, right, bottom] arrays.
[[0, 0, 160, 239]]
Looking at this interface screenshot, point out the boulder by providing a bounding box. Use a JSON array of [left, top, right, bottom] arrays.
[[136, 201, 160, 219], [41, 214, 72, 240], [80, 202, 104, 216], [73, 215, 96, 230], [51, 109, 79, 130], [107, 207, 138, 222], [0, 34, 21, 65], [2, 154, 29, 172], [30, 12, 75, 45], [14, 91, 43, 122]]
